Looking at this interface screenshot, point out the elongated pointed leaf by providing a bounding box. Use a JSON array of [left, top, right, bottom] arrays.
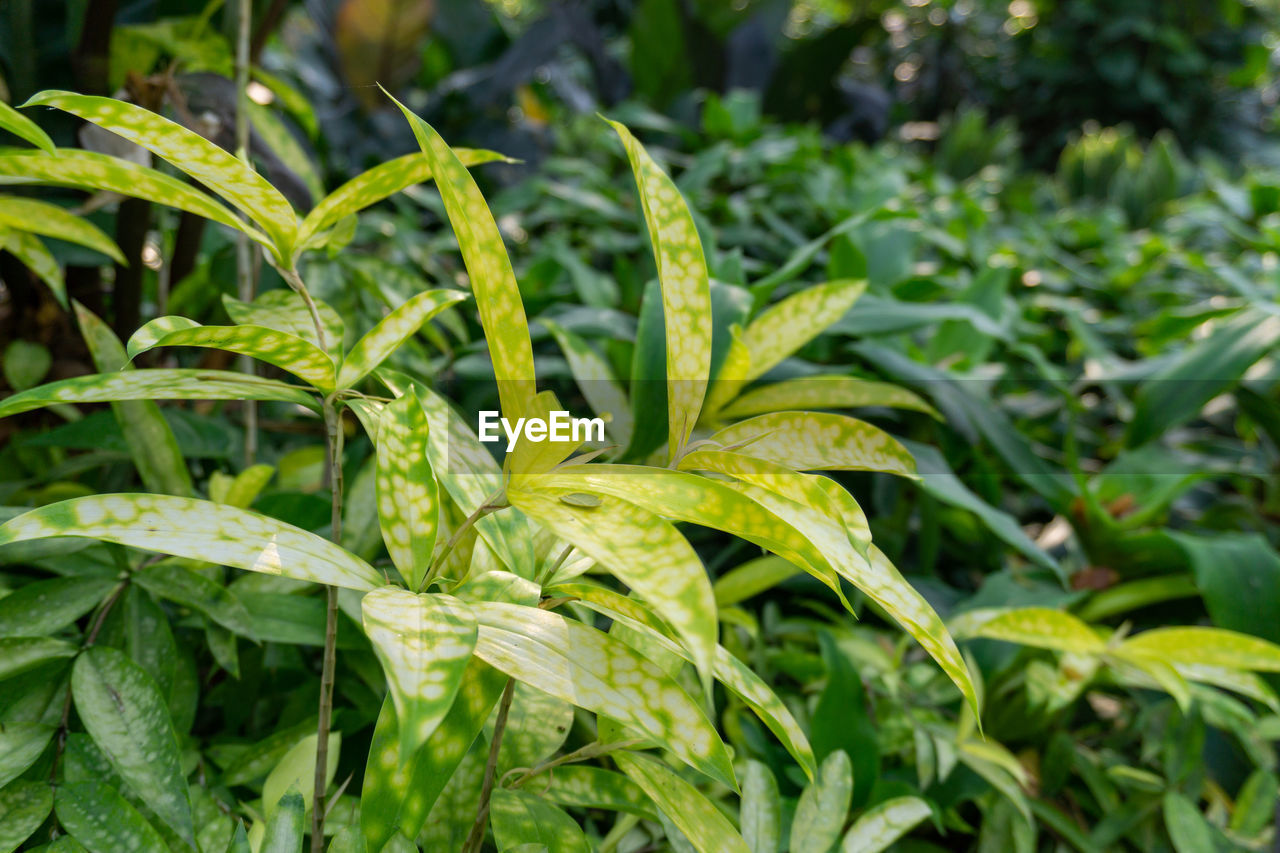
[[71, 647, 193, 844], [541, 318, 633, 447], [0, 723, 54, 788], [26, 91, 299, 256], [134, 562, 257, 637], [791, 750, 853, 853], [0, 576, 116, 637], [614, 752, 749, 853], [362, 588, 477, 757], [0, 781, 53, 852], [490, 788, 591, 853], [742, 279, 865, 381], [471, 602, 734, 787], [128, 316, 336, 389], [721, 376, 938, 420], [223, 290, 345, 362], [543, 766, 657, 820], [298, 148, 509, 248], [0, 368, 318, 419], [955, 607, 1105, 654], [709, 411, 915, 476], [338, 289, 468, 388], [840, 796, 932, 853], [607, 120, 712, 459], [390, 95, 536, 421], [376, 390, 440, 590], [740, 761, 781, 853], [260, 791, 305, 853], [76, 302, 195, 497], [508, 488, 717, 693], [0, 101, 54, 152], [1119, 627, 1280, 671], [0, 196, 123, 262], [0, 495, 381, 590], [262, 732, 338, 817], [3, 229, 63, 306], [0, 637, 77, 680]]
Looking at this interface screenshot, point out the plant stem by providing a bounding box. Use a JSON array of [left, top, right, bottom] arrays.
[[423, 488, 507, 589], [311, 397, 344, 851], [504, 738, 644, 790], [234, 0, 257, 465], [461, 677, 516, 853]]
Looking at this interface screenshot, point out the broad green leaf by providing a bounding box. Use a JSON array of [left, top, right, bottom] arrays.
[[0, 149, 268, 251], [361, 588, 477, 757], [490, 788, 591, 853], [2, 339, 50, 391], [298, 148, 509, 249], [812, 633, 877, 807], [486, 680, 573, 774], [0, 576, 115, 638], [127, 316, 336, 390], [76, 302, 195, 497], [222, 290, 345, 362], [71, 647, 193, 844], [1119, 627, 1280, 671], [54, 782, 161, 853], [542, 766, 657, 821], [262, 733, 338, 817], [1230, 769, 1277, 836], [791, 750, 853, 853], [608, 119, 712, 459], [0, 723, 54, 788], [0, 101, 55, 152], [701, 325, 751, 423], [133, 562, 257, 637], [25, 91, 299, 256], [958, 743, 1032, 827], [338, 289, 467, 388], [709, 411, 916, 477], [0, 495, 382, 591], [376, 390, 440, 590], [260, 791, 305, 853], [741, 279, 865, 382], [541, 318, 633, 447], [740, 760, 781, 853], [613, 752, 749, 853], [1163, 791, 1215, 853], [840, 797, 932, 853], [721, 376, 939, 420], [0, 637, 77, 680], [507, 488, 717, 693], [471, 602, 734, 787], [3, 229, 63, 306], [0, 368, 319, 419], [0, 196, 123, 262], [391, 94, 536, 421], [714, 555, 801, 606], [208, 464, 275, 509], [955, 608, 1105, 654], [0, 782, 52, 852]]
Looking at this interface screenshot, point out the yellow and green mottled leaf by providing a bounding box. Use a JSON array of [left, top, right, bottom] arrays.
[[607, 119, 712, 459], [338, 289, 468, 388], [791, 750, 853, 853], [3, 229, 63, 306], [390, 94, 536, 421], [25, 91, 299, 256], [54, 782, 160, 852], [377, 391, 440, 591], [298, 149, 510, 250], [840, 796, 932, 853], [720, 375, 939, 421], [262, 732, 338, 817], [541, 318, 633, 447], [0, 494, 381, 590], [507, 488, 717, 691], [701, 324, 751, 423], [0, 100, 55, 152], [506, 390, 583, 476], [361, 588, 477, 757], [71, 647, 193, 844], [0, 196, 124, 263], [741, 280, 865, 382], [0, 368, 318, 419], [741, 760, 781, 853], [709, 411, 916, 477], [954, 607, 1106, 654], [0, 781, 53, 851], [489, 788, 591, 853], [1118, 627, 1280, 672], [223, 290, 345, 362], [127, 316, 336, 390], [613, 752, 749, 853], [543, 766, 658, 821], [471, 601, 734, 787], [1172, 664, 1280, 711]]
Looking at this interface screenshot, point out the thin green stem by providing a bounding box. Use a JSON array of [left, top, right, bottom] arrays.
[[461, 677, 516, 853], [422, 488, 507, 590], [311, 397, 343, 852], [234, 0, 257, 465]]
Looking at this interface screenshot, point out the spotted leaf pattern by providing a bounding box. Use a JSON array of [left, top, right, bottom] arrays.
[[0, 368, 318, 419], [840, 796, 932, 853], [541, 318, 633, 447], [2, 228, 64, 306], [339, 289, 468, 388], [25, 91, 299, 257], [0, 494, 382, 590], [127, 316, 337, 390], [613, 752, 750, 853], [720, 375, 939, 420], [740, 279, 865, 382], [376, 390, 440, 591], [954, 607, 1105, 654], [542, 766, 658, 820], [608, 120, 712, 459], [0, 196, 124, 263], [1118, 627, 1280, 671], [223, 290, 346, 362], [0, 781, 53, 851], [489, 788, 591, 853], [361, 589, 478, 758], [470, 601, 735, 787], [0, 100, 55, 152], [709, 411, 917, 477]]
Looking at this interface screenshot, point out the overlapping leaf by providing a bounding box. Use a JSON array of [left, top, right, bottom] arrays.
[[791, 750, 853, 853], [709, 411, 916, 476], [0, 723, 53, 789], [489, 788, 591, 853], [1118, 627, 1280, 671], [740, 761, 781, 853], [953, 607, 1105, 654], [0, 576, 116, 637], [3, 229, 63, 306], [613, 752, 749, 853], [720, 376, 939, 420], [376, 390, 440, 590], [0, 781, 53, 852], [840, 796, 932, 853], [741, 279, 866, 381], [223, 290, 345, 362], [338, 289, 468, 388], [542, 767, 657, 820], [0, 100, 55, 152], [541, 318, 633, 447], [0, 196, 123, 262]]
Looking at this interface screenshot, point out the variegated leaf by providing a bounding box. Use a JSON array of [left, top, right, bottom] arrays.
[[0, 723, 54, 789], [0, 637, 77, 681], [391, 93, 536, 421], [0, 196, 124, 262], [741, 280, 865, 381], [541, 318, 633, 447], [613, 752, 749, 853], [338, 289, 468, 388], [489, 788, 591, 853], [1118, 627, 1280, 671], [701, 324, 751, 423], [223, 290, 345, 362], [470, 601, 735, 787], [0, 494, 382, 590], [709, 411, 916, 477], [3, 229, 63, 306], [791, 750, 853, 853], [25, 91, 299, 256], [740, 760, 781, 853], [507, 488, 717, 692], [54, 782, 161, 852], [0, 368, 318, 419], [361, 589, 477, 758], [298, 149, 510, 249], [840, 796, 932, 853], [953, 607, 1106, 654], [127, 316, 336, 389], [506, 389, 582, 476], [542, 766, 657, 820], [377, 390, 440, 591], [0, 100, 55, 152], [608, 120, 712, 459], [0, 781, 53, 851], [720, 375, 939, 420]]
